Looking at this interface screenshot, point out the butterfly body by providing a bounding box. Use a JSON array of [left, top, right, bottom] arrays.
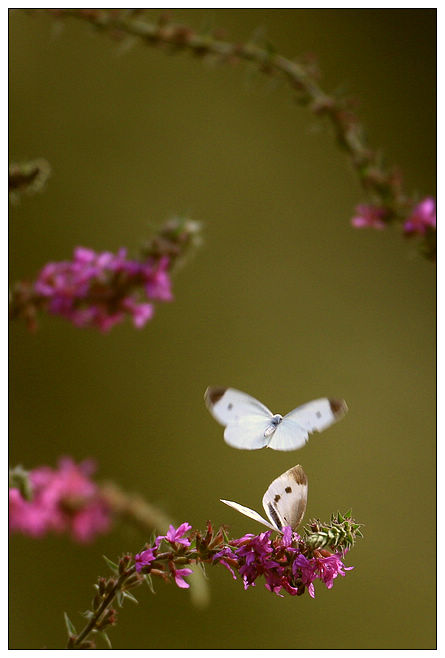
[[205, 387, 347, 451], [264, 413, 283, 438]]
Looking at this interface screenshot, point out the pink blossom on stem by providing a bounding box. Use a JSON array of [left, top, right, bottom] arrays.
[[172, 567, 193, 589], [351, 204, 387, 229], [9, 458, 111, 543], [134, 548, 156, 572], [32, 247, 173, 331], [156, 522, 192, 548], [292, 550, 352, 598], [212, 546, 238, 579], [403, 197, 436, 235], [132, 520, 357, 599]]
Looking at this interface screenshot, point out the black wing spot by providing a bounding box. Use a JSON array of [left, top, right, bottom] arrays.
[[285, 486, 292, 494], [228, 403, 233, 410], [274, 494, 281, 503], [316, 411, 322, 418]]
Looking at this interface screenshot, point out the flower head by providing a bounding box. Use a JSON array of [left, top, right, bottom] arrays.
[[292, 550, 352, 597], [134, 548, 156, 572], [156, 522, 192, 548], [129, 518, 357, 600], [9, 458, 111, 543], [33, 247, 173, 331], [403, 197, 436, 235], [172, 567, 193, 589], [351, 204, 387, 229]]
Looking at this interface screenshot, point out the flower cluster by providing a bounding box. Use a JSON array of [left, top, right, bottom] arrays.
[[135, 522, 194, 589], [351, 204, 387, 230], [351, 197, 436, 235], [64, 518, 361, 648], [350, 196, 436, 260], [133, 521, 355, 599], [11, 216, 202, 331], [32, 247, 172, 331], [9, 458, 111, 543], [403, 197, 436, 236], [214, 526, 352, 598]]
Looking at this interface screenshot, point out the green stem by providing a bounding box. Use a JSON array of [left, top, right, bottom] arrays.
[[39, 10, 401, 206], [68, 568, 136, 649]]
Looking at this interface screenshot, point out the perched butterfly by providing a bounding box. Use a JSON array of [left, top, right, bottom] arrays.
[[221, 464, 308, 533], [205, 387, 348, 451]]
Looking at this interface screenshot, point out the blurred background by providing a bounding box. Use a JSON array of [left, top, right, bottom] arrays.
[[9, 9, 436, 650]]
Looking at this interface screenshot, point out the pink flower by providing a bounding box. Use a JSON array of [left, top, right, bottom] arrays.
[[9, 458, 111, 543], [33, 247, 173, 331], [155, 522, 192, 548], [143, 257, 173, 301], [234, 531, 281, 591], [403, 197, 436, 235], [292, 551, 352, 597], [351, 204, 387, 229], [172, 567, 193, 589], [212, 546, 239, 579], [134, 548, 156, 572], [313, 552, 353, 589]]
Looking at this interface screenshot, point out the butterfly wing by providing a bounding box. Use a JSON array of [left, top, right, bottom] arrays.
[[262, 464, 308, 531], [220, 499, 277, 532], [204, 387, 273, 426], [284, 398, 348, 433], [266, 420, 309, 451], [267, 398, 348, 451], [205, 387, 273, 450], [223, 414, 273, 450]]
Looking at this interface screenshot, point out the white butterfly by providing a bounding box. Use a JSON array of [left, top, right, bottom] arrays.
[[221, 464, 308, 533], [205, 387, 348, 451]]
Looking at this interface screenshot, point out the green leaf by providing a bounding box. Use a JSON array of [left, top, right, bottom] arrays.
[[122, 590, 139, 604], [144, 573, 156, 594], [63, 612, 77, 637], [103, 555, 119, 575], [100, 631, 112, 649], [221, 528, 231, 544], [116, 591, 124, 608], [9, 465, 33, 501]]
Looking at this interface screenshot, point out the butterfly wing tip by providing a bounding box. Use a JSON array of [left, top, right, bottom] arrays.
[[205, 387, 227, 405], [329, 398, 348, 418]]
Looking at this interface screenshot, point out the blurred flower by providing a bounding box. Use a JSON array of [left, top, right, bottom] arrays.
[[9, 158, 51, 203], [351, 204, 387, 229], [9, 458, 111, 543], [403, 197, 436, 235], [11, 216, 203, 330], [32, 247, 172, 331]]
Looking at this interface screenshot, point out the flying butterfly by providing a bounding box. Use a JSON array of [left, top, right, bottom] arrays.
[[204, 387, 348, 451], [221, 464, 308, 533]]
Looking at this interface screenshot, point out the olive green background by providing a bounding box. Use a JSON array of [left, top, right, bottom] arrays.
[[10, 9, 436, 650]]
